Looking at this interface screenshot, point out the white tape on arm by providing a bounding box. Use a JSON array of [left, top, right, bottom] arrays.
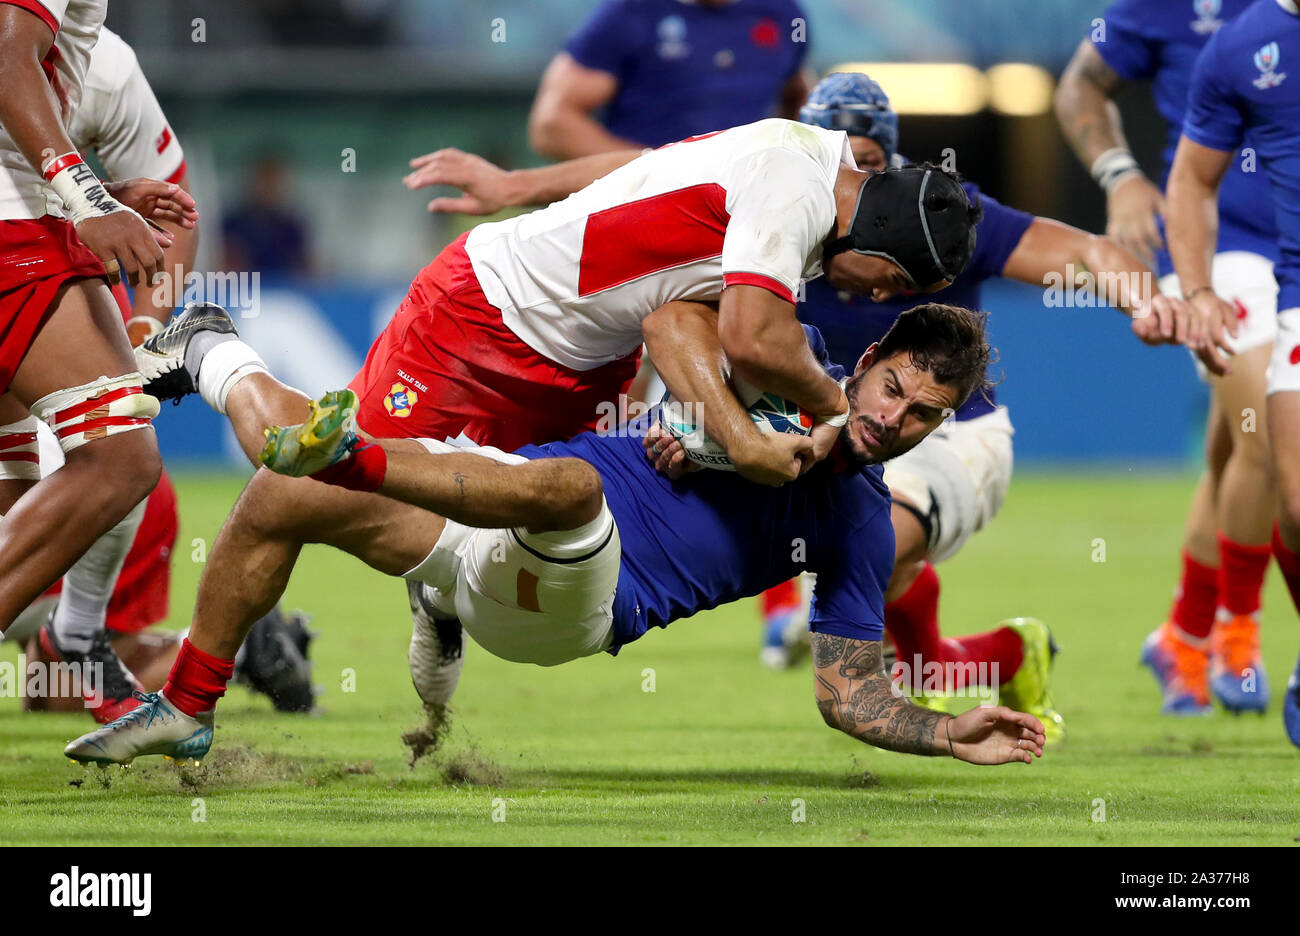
[[42, 152, 131, 225], [817, 377, 852, 428], [1090, 147, 1144, 195]]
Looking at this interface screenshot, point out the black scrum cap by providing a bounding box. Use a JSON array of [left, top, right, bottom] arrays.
[[823, 166, 977, 288]]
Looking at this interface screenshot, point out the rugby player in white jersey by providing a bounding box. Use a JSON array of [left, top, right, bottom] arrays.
[[0, 0, 197, 666], [2, 24, 199, 720]]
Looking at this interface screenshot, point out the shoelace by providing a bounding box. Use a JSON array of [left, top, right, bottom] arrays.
[[101, 691, 168, 730]]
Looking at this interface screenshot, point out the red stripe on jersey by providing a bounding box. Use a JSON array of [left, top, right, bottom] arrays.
[[723, 272, 796, 304], [164, 160, 188, 185], [578, 183, 729, 298], [1, 0, 59, 36], [0, 451, 39, 463]]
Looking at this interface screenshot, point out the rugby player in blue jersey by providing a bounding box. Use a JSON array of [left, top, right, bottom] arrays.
[[1163, 0, 1300, 745], [65, 300, 1050, 768], [527, 0, 813, 160], [1057, 0, 1282, 716], [758, 74, 1190, 729]]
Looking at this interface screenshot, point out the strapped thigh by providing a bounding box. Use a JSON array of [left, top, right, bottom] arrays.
[[30, 373, 160, 454], [0, 414, 42, 481]]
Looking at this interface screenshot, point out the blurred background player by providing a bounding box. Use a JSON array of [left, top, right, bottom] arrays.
[[1056, 0, 1280, 716], [1163, 0, 1300, 746], [220, 149, 313, 277], [1, 23, 313, 718], [528, 0, 815, 159]]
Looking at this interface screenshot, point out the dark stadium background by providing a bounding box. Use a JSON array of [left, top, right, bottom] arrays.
[[101, 0, 1193, 466]]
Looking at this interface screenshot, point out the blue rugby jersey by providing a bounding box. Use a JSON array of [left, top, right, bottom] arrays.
[[797, 182, 1032, 421], [565, 0, 808, 148], [1091, 0, 1279, 274], [1182, 0, 1300, 312], [515, 325, 895, 650]]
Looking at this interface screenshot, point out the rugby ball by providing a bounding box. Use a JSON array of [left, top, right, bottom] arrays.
[[659, 375, 814, 471]]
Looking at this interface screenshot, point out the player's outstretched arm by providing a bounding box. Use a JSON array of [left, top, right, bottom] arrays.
[[1000, 217, 1228, 374], [1054, 39, 1166, 269], [404, 146, 640, 214], [1166, 135, 1239, 374], [811, 634, 1045, 765]]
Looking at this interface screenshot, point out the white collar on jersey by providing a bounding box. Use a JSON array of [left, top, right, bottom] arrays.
[[1278, 0, 1299, 17]]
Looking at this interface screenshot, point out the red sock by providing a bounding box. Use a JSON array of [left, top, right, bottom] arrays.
[[1217, 534, 1271, 616], [761, 579, 801, 620], [313, 439, 387, 493], [1170, 550, 1219, 639], [1272, 524, 1300, 616], [884, 563, 941, 690], [944, 627, 1025, 689], [163, 638, 235, 717]]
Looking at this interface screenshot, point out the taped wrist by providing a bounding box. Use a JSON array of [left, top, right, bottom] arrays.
[[818, 378, 852, 428], [0, 416, 42, 481], [1090, 147, 1143, 195], [42, 152, 131, 225], [31, 374, 161, 454]]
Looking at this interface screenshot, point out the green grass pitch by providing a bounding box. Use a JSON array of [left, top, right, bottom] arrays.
[[2, 470, 1298, 845]]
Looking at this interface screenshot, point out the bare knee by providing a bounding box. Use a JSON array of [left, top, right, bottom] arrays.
[[64, 429, 162, 513]]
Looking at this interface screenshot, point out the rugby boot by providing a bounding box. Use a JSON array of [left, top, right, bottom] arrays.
[[64, 691, 213, 766], [1210, 612, 1270, 713], [38, 618, 143, 724], [1140, 620, 1212, 716], [259, 390, 359, 477], [134, 302, 239, 403]]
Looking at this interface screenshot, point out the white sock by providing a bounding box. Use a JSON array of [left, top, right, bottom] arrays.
[[51, 499, 146, 653], [196, 339, 269, 415]]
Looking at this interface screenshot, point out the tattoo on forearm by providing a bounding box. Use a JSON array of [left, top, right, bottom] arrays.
[[1060, 46, 1125, 162], [811, 635, 944, 756], [452, 471, 467, 500]]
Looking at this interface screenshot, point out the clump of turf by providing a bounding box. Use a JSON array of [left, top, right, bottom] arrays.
[[401, 703, 452, 767], [441, 746, 506, 788], [400, 703, 506, 787]]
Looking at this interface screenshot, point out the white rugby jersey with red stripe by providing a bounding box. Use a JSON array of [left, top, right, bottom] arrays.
[[465, 118, 856, 373], [68, 26, 186, 187], [0, 0, 108, 222]]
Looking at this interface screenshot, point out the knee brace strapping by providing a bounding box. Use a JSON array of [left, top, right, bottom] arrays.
[[31, 374, 160, 454], [0, 415, 42, 481]]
